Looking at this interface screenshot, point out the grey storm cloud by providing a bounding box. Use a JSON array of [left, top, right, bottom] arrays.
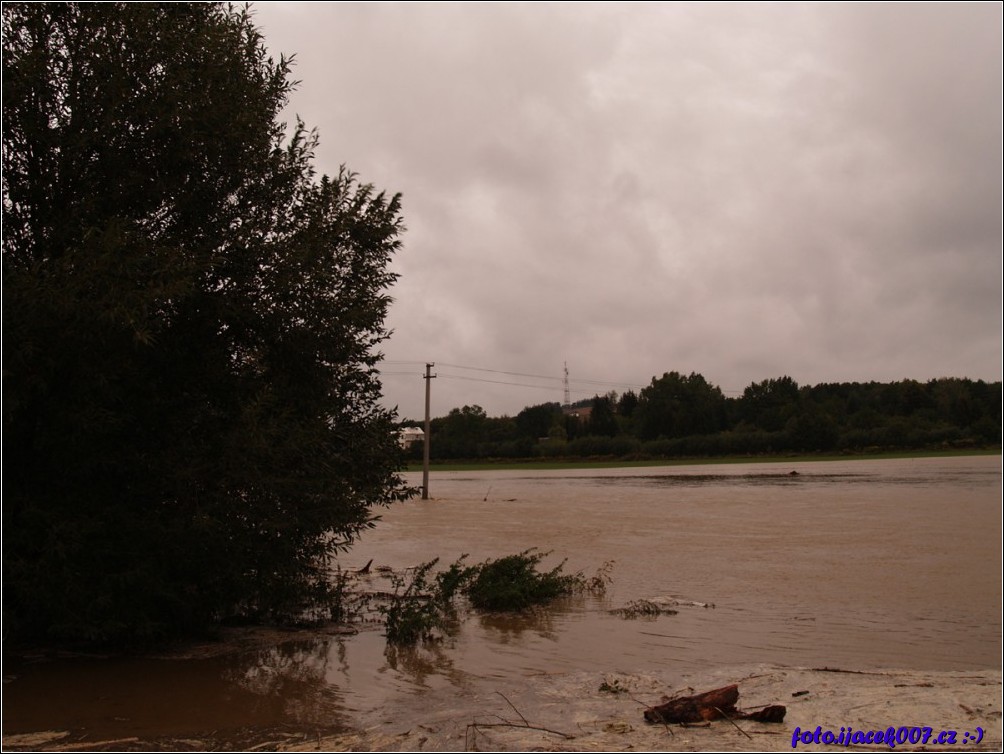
[[254, 2, 1002, 419]]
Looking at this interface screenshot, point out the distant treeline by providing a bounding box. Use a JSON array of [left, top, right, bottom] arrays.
[[403, 374, 1001, 461]]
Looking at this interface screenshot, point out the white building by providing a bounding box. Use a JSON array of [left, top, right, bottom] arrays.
[[397, 426, 425, 449]]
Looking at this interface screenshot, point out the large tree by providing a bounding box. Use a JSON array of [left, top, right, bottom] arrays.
[[739, 376, 799, 432], [3, 3, 410, 642], [634, 371, 727, 440]]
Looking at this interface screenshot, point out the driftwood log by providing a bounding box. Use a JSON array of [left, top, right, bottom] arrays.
[[643, 684, 786, 724]]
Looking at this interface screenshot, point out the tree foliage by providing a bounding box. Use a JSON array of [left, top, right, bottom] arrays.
[[380, 551, 589, 645], [739, 376, 799, 432], [415, 375, 999, 461], [3, 3, 410, 643], [634, 371, 727, 440], [434, 404, 488, 458], [588, 393, 618, 437], [515, 401, 562, 440]]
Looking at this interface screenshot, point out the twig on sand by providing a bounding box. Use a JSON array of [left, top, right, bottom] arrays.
[[247, 741, 283, 752], [496, 691, 529, 726], [713, 706, 753, 741], [468, 721, 573, 739], [465, 694, 573, 751], [811, 667, 889, 675], [48, 738, 141, 751], [629, 695, 674, 736]]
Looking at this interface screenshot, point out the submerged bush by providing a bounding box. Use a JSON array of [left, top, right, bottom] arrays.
[[381, 559, 449, 646], [464, 549, 583, 612], [379, 550, 604, 645], [609, 599, 679, 619]]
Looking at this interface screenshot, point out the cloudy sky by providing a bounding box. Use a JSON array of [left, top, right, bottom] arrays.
[[254, 3, 1001, 421]]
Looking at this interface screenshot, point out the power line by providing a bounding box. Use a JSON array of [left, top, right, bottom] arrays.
[[436, 373, 642, 400], [380, 357, 750, 419], [571, 378, 647, 390], [437, 373, 562, 391], [436, 362, 563, 382], [434, 361, 645, 391], [382, 360, 739, 397], [378, 357, 785, 396]]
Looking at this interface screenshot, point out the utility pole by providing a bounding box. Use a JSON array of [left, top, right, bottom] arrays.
[[422, 362, 436, 499]]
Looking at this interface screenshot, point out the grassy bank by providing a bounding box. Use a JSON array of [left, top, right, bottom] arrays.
[[405, 447, 1001, 472]]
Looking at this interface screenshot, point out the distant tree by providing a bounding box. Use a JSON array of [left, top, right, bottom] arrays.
[[929, 378, 981, 428], [515, 401, 562, 440], [739, 376, 800, 432], [634, 372, 727, 441], [588, 394, 618, 437], [3, 3, 410, 642], [965, 380, 1003, 443], [563, 411, 586, 441], [617, 390, 639, 417], [883, 379, 934, 416], [482, 415, 519, 444], [548, 420, 569, 444], [436, 405, 489, 457], [787, 410, 839, 452]]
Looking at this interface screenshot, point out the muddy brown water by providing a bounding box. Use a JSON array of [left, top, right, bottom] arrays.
[[3, 455, 1000, 747]]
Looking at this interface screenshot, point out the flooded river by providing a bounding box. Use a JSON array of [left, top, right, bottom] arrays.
[[3, 455, 1001, 747]]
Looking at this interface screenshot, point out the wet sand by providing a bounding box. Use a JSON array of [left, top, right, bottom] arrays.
[[285, 664, 1003, 752], [6, 658, 1000, 751]]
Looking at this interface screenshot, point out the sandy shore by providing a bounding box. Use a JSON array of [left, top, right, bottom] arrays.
[[282, 664, 1002, 752], [3, 663, 1000, 751]]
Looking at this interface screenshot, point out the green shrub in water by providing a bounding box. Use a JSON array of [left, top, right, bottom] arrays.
[[464, 549, 583, 612], [381, 550, 602, 645], [382, 559, 451, 646]]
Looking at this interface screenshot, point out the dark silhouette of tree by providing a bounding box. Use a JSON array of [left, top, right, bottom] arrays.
[[422, 376, 999, 461], [3, 3, 410, 643], [515, 402, 562, 440], [435, 405, 489, 458], [588, 394, 619, 437], [634, 372, 727, 440], [617, 390, 639, 417], [786, 409, 839, 451], [739, 376, 799, 431]]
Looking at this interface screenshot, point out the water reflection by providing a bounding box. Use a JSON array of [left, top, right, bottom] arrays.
[[227, 640, 349, 727], [383, 642, 459, 686], [475, 606, 559, 643], [2, 640, 353, 744], [525, 463, 999, 489]]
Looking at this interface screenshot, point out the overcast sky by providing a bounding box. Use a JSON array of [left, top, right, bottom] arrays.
[[254, 2, 1002, 421]]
